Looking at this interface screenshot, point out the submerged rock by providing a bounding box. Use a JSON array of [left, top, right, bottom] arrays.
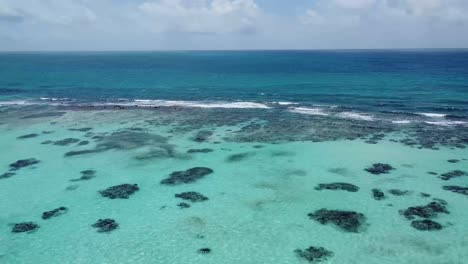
[[161, 167, 213, 185], [12, 222, 39, 233], [9, 158, 40, 170], [294, 246, 334, 263], [225, 152, 255, 162], [175, 192, 209, 202], [400, 201, 449, 220], [42, 207, 68, 220], [314, 183, 359, 192], [193, 130, 213, 142], [365, 163, 395, 175], [442, 185, 468, 196], [0, 172, 15, 179], [65, 185, 79, 191], [439, 170, 467, 181], [64, 148, 106, 157], [92, 219, 118, 233], [17, 133, 39, 139], [198, 248, 211, 254], [372, 189, 385, 200], [388, 189, 411, 196], [78, 140, 89, 146], [178, 202, 191, 209], [99, 184, 139, 199], [69, 127, 93, 132], [70, 170, 96, 182], [447, 159, 460, 163], [53, 138, 81, 146], [411, 219, 443, 231], [308, 209, 367, 233], [187, 148, 214, 154]]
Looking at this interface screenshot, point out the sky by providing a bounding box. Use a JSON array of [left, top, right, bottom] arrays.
[[1, 0, 468, 51]]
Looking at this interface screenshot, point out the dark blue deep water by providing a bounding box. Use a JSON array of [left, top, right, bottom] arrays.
[[1, 50, 467, 116]]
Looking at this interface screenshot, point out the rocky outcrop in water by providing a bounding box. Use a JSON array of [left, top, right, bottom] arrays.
[[365, 163, 394, 175], [314, 183, 359, 192], [161, 167, 213, 185], [12, 222, 39, 233], [308, 209, 367, 233], [99, 184, 139, 199], [92, 219, 118, 232], [294, 246, 334, 263], [42, 207, 68, 220], [9, 158, 40, 170]]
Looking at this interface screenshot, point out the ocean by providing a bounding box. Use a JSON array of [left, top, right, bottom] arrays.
[[1, 50, 467, 264]]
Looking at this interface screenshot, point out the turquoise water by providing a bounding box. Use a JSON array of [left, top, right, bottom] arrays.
[[1, 51, 468, 263]]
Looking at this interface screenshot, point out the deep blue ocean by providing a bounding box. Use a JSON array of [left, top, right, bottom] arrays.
[[1, 50, 468, 116]]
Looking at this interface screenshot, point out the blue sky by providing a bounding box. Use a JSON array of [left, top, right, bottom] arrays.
[[1, 0, 468, 50]]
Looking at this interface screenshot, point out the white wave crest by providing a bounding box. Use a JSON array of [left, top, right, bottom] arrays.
[[0, 100, 31, 106], [276, 101, 298, 106], [288, 107, 328, 116], [425, 121, 467, 126], [338, 112, 374, 121], [133, 100, 271, 109], [392, 120, 412, 124], [418, 113, 446, 118]]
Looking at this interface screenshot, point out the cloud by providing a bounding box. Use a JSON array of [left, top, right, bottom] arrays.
[[138, 0, 259, 34], [0, 0, 23, 22], [0, 0, 97, 25], [0, 0, 468, 50]]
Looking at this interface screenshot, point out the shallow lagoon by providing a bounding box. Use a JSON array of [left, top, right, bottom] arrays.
[[0, 106, 467, 264]]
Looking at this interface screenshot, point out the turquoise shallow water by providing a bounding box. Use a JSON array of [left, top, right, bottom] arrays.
[[1, 107, 467, 264]]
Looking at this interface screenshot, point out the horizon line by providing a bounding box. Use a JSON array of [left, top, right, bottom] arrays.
[[1, 48, 468, 53]]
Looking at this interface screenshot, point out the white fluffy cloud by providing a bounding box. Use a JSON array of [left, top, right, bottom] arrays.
[[0, 0, 96, 25], [0, 0, 467, 50], [301, 0, 468, 25], [138, 0, 259, 34]]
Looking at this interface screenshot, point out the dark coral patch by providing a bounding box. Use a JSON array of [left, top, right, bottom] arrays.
[[21, 112, 65, 119], [308, 209, 367, 233], [70, 170, 96, 182], [17, 133, 39, 139], [0, 172, 15, 179], [400, 201, 449, 220], [53, 138, 81, 146], [187, 148, 214, 154], [225, 152, 255, 162], [365, 163, 394, 175], [294, 246, 334, 263], [314, 183, 359, 192], [411, 219, 443, 231], [69, 127, 93, 132], [64, 149, 106, 157], [99, 184, 139, 199], [372, 189, 385, 200], [175, 192, 209, 202], [161, 167, 213, 185], [447, 159, 460, 163], [9, 158, 40, 171], [178, 202, 191, 209], [198, 248, 211, 254], [193, 130, 213, 142], [442, 186, 468, 196], [12, 222, 39, 233], [42, 207, 68, 220], [439, 170, 467, 181], [92, 219, 118, 233], [388, 189, 411, 196], [78, 140, 89, 146]]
